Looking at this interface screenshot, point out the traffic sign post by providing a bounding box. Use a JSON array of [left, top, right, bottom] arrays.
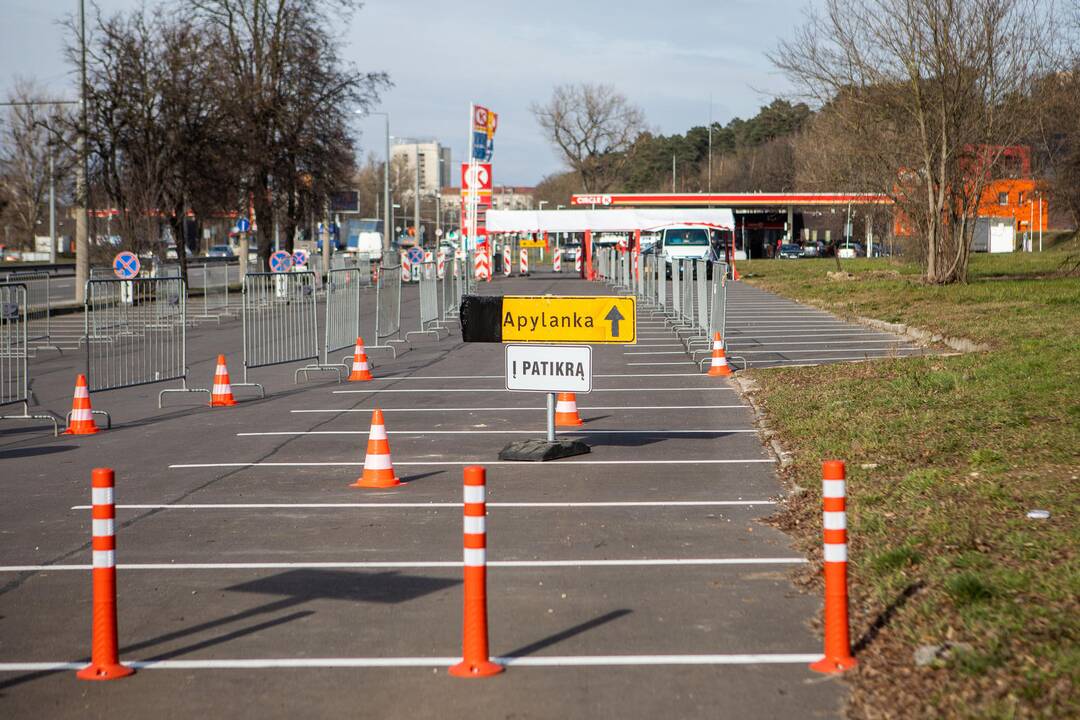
[[235, 218, 251, 278], [112, 252, 140, 304], [292, 249, 309, 268], [269, 251, 294, 298], [500, 343, 592, 462], [406, 246, 425, 282]]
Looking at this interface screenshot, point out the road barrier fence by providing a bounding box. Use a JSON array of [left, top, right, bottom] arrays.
[[2, 270, 60, 352], [406, 261, 447, 342], [0, 282, 60, 434], [241, 271, 319, 395], [83, 277, 210, 408], [371, 263, 404, 357]]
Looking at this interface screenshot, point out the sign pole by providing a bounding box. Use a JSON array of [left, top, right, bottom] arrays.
[[546, 392, 556, 443]]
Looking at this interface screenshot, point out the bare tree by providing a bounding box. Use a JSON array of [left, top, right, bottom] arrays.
[[0, 81, 73, 250], [191, 0, 388, 269], [773, 0, 1056, 283], [532, 84, 645, 193]]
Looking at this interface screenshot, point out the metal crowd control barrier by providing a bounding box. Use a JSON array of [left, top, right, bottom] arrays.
[[241, 271, 319, 393], [331, 253, 357, 270], [84, 277, 210, 409], [370, 263, 404, 357], [195, 263, 232, 321], [299, 267, 358, 382], [0, 283, 60, 435], [406, 261, 447, 342], [3, 271, 60, 353], [356, 253, 373, 285]]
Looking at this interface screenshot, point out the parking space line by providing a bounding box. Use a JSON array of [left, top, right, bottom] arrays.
[[235, 429, 759, 436], [0, 557, 805, 572], [743, 355, 928, 365], [169, 459, 774, 468], [72, 500, 776, 510], [291, 406, 747, 413], [732, 348, 919, 354], [727, 340, 905, 347], [0, 654, 824, 671], [332, 387, 733, 394], [625, 362, 697, 366]]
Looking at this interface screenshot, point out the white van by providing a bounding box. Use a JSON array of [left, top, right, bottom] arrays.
[[659, 226, 734, 266]]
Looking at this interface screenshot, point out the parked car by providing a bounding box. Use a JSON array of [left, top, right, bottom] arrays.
[[778, 243, 804, 259], [207, 244, 235, 258], [801, 242, 823, 258], [165, 245, 193, 259], [837, 242, 866, 259]]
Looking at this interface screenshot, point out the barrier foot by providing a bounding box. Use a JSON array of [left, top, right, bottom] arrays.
[[66, 408, 112, 430], [230, 381, 266, 399], [295, 364, 347, 384], [158, 387, 212, 409], [0, 409, 61, 437], [405, 329, 442, 342], [366, 344, 397, 359]]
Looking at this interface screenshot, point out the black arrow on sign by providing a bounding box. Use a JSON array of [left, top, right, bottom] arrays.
[[604, 305, 625, 336]]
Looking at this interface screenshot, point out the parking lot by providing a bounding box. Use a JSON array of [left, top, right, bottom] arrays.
[[0, 266, 925, 718]]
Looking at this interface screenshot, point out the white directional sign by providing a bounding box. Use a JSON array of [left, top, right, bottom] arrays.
[[505, 344, 592, 394]]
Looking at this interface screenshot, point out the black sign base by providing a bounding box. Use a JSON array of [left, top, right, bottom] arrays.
[[498, 439, 591, 462]]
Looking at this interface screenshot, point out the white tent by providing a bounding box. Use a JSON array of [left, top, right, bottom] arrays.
[[484, 208, 735, 233]]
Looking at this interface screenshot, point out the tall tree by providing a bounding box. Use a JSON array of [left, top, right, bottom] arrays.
[[191, 0, 388, 269], [0, 82, 73, 250], [532, 84, 646, 193], [773, 0, 1055, 283]]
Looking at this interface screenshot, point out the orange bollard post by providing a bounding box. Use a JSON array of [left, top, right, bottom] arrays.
[[810, 460, 857, 674], [449, 466, 504, 678], [77, 468, 135, 681]]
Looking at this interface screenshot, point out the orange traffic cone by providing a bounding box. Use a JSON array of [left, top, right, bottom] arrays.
[[64, 374, 100, 435], [210, 355, 238, 407], [707, 333, 733, 377], [348, 337, 373, 382], [554, 392, 584, 427], [350, 410, 400, 488]]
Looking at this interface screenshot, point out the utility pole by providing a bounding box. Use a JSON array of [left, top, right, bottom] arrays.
[[671, 155, 676, 193], [48, 148, 56, 263], [707, 95, 713, 194], [75, 0, 89, 304], [414, 147, 421, 246]]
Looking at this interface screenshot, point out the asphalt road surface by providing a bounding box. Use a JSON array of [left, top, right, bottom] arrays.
[[0, 268, 889, 719]]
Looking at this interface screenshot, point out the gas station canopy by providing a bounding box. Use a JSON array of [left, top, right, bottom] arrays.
[[484, 208, 736, 234]]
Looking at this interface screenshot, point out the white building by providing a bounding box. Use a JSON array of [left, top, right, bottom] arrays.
[[391, 139, 452, 194]]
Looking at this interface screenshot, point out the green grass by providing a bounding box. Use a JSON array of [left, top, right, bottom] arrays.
[[739, 247, 1080, 719]]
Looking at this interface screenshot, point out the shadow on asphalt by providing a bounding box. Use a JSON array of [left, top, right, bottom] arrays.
[[225, 569, 460, 605], [578, 430, 742, 448], [502, 609, 633, 658], [0, 444, 78, 460], [398, 471, 446, 484]]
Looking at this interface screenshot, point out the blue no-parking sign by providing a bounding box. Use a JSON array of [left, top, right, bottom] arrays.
[[406, 246, 425, 266], [269, 250, 293, 273], [112, 251, 141, 279], [292, 249, 309, 266], [236, 218, 251, 233]]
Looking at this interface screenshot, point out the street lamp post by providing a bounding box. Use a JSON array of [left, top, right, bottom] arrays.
[[538, 201, 548, 211], [357, 110, 392, 255]]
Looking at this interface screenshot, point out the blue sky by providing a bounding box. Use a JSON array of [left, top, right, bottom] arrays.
[[0, 0, 809, 185]]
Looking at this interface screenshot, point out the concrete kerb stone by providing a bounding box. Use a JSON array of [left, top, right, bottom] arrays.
[[728, 375, 794, 472]]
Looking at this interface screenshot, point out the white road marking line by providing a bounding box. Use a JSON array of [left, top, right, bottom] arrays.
[[236, 429, 758, 437], [726, 332, 898, 339], [623, 351, 688, 355], [732, 347, 919, 354], [0, 557, 804, 572], [366, 373, 707, 380], [332, 387, 732, 394], [71, 500, 776, 510], [625, 362, 697, 366], [290, 405, 747, 413], [169, 459, 774, 468], [727, 340, 906, 347], [745, 355, 927, 365], [0, 654, 824, 671]]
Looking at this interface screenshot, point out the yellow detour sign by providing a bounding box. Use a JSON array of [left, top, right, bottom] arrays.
[[519, 239, 546, 248], [501, 296, 636, 344]]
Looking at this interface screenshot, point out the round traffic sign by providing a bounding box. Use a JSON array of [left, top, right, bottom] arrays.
[[292, 249, 309, 266], [436, 228, 444, 237], [406, 246, 425, 265], [269, 250, 294, 273], [112, 251, 141, 279], [236, 218, 251, 233]]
